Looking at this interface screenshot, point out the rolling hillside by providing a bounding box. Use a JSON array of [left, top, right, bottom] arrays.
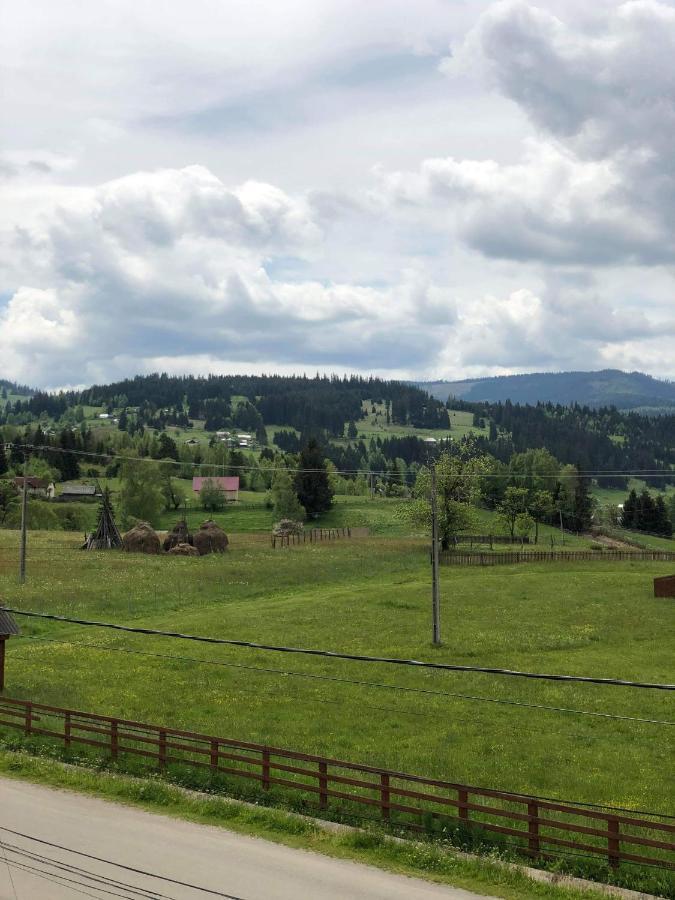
[[417, 369, 675, 411]]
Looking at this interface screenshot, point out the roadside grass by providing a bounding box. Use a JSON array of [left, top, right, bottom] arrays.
[[0, 750, 665, 900], [0, 529, 672, 819]]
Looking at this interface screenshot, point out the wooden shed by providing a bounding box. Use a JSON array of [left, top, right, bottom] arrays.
[[0, 610, 20, 691], [654, 574, 675, 598]]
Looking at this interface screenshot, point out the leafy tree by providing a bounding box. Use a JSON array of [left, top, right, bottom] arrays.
[[156, 432, 179, 460], [158, 460, 188, 511], [496, 487, 530, 538], [0, 480, 19, 524], [200, 478, 226, 512], [295, 440, 333, 517], [271, 468, 305, 521], [118, 410, 129, 431], [405, 448, 490, 549], [0, 443, 7, 476], [119, 453, 163, 527], [514, 512, 535, 544], [529, 490, 554, 544]]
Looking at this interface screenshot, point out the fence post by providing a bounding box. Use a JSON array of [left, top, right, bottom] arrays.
[[210, 739, 219, 771], [64, 712, 71, 750], [262, 749, 270, 790], [608, 817, 620, 868], [528, 801, 540, 857], [158, 729, 167, 769], [319, 761, 328, 809], [110, 720, 119, 760], [458, 788, 469, 823], [24, 702, 32, 736], [380, 773, 390, 821]]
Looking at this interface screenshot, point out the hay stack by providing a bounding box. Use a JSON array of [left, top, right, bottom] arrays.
[[163, 519, 193, 552], [122, 522, 161, 554], [193, 519, 229, 555], [167, 542, 200, 557]]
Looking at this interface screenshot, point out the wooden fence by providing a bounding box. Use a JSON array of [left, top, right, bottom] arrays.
[[439, 549, 675, 567], [0, 696, 672, 871], [272, 527, 359, 548], [450, 534, 530, 547]]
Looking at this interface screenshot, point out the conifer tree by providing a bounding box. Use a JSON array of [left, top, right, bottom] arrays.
[[295, 440, 333, 517]]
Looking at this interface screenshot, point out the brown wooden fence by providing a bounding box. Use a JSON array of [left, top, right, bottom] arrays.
[[440, 549, 675, 567], [272, 527, 369, 548], [0, 696, 672, 871]]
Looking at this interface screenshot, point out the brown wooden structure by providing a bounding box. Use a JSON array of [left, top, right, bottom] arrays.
[[440, 549, 675, 567], [654, 574, 675, 598], [0, 695, 672, 871], [0, 611, 19, 691]]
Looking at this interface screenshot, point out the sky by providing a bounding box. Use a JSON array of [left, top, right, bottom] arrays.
[[2, 0, 675, 389]]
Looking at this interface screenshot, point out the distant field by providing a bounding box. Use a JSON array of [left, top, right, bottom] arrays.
[[0, 529, 671, 819]]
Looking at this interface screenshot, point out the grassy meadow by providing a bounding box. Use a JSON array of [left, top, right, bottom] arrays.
[[0, 525, 672, 818]]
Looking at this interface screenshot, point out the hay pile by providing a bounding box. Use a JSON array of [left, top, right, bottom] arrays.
[[167, 542, 200, 557], [122, 522, 161, 554], [163, 519, 193, 552], [193, 519, 229, 555]]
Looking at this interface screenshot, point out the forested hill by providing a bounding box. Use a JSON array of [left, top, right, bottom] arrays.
[[23, 373, 448, 434], [418, 370, 675, 412]]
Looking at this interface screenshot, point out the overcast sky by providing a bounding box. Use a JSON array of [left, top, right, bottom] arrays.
[[2, 0, 675, 389]]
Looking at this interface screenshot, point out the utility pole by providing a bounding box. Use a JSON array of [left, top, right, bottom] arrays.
[[19, 453, 28, 584], [430, 462, 441, 646]]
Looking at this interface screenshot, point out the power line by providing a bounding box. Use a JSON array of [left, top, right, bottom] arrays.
[[12, 442, 675, 480], [9, 638, 674, 725], [3, 607, 673, 690], [0, 827, 246, 900]]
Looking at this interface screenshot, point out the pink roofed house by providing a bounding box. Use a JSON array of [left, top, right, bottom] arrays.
[[192, 476, 240, 502]]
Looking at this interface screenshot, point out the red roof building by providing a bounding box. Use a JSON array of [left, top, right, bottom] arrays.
[[192, 476, 240, 500]]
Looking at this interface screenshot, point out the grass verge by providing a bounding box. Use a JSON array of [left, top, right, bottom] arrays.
[[0, 748, 671, 900]]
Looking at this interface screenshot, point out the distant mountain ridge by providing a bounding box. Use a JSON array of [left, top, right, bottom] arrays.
[[416, 369, 675, 412]]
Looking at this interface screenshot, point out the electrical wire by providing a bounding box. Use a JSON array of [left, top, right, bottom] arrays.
[[10, 442, 675, 480], [9, 638, 674, 726], [0, 828, 246, 899], [1, 840, 175, 899], [3, 607, 673, 690]]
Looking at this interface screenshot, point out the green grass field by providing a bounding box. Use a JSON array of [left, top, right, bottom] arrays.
[[0, 528, 672, 818]]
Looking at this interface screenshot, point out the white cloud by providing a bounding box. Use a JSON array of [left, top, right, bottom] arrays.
[[1, 1, 675, 386]]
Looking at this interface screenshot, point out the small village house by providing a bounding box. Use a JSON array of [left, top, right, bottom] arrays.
[[13, 476, 55, 499], [192, 476, 240, 502]]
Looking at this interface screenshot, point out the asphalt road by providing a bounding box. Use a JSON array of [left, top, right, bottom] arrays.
[[0, 777, 497, 899]]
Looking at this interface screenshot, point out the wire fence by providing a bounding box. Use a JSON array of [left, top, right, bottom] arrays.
[[0, 696, 673, 872]]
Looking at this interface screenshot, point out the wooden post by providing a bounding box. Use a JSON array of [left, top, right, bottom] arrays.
[[528, 801, 540, 856], [262, 749, 270, 790], [380, 773, 390, 820], [458, 788, 469, 823], [0, 638, 5, 692], [319, 761, 328, 808], [608, 817, 620, 868], [158, 729, 167, 769], [110, 720, 119, 760], [210, 739, 219, 771]]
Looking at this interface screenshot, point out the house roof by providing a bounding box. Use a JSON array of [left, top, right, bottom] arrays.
[[192, 476, 240, 492], [13, 477, 49, 489], [0, 610, 20, 637], [61, 484, 98, 496]]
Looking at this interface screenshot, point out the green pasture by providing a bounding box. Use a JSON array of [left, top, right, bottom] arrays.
[[0, 528, 672, 818]]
